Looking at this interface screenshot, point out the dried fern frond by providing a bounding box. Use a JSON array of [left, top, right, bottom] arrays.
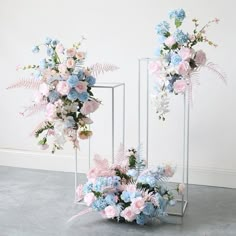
[[21, 101, 47, 117], [90, 63, 119, 77], [93, 154, 110, 170], [7, 78, 42, 90], [203, 62, 227, 84]]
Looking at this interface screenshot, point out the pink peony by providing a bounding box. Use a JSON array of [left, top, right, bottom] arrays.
[[66, 58, 75, 69], [149, 60, 162, 74], [195, 50, 207, 65], [178, 47, 193, 60], [56, 81, 70, 95], [66, 48, 76, 57], [56, 43, 64, 54], [164, 164, 175, 177], [84, 192, 96, 206], [178, 61, 190, 76], [75, 81, 88, 93], [130, 197, 145, 214], [39, 83, 49, 96], [178, 183, 185, 195], [80, 100, 100, 115], [165, 36, 176, 48], [173, 80, 187, 94], [76, 184, 84, 202], [120, 206, 136, 222], [104, 206, 117, 219]]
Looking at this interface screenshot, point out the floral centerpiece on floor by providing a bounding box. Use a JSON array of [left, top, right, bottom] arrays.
[[74, 147, 184, 225], [149, 9, 226, 120], [8, 37, 118, 153]]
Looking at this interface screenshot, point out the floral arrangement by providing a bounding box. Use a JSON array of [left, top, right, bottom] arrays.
[[74, 147, 184, 225], [8, 37, 118, 152], [149, 9, 226, 120]]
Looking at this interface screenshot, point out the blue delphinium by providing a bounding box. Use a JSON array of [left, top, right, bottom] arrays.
[[171, 53, 182, 66], [51, 39, 59, 47], [78, 92, 89, 102], [143, 202, 155, 216], [169, 9, 186, 21], [174, 29, 188, 44], [48, 90, 60, 103], [47, 47, 54, 56], [64, 116, 75, 128], [86, 76, 96, 86], [155, 21, 170, 36], [45, 37, 52, 45], [92, 198, 107, 211], [67, 75, 79, 88], [67, 89, 79, 101], [136, 214, 147, 225], [121, 191, 130, 203], [32, 46, 40, 53]]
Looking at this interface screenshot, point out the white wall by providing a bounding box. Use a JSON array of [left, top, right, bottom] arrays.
[[0, 0, 235, 188]]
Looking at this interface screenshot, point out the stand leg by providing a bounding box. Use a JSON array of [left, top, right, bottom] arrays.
[[74, 147, 78, 203]]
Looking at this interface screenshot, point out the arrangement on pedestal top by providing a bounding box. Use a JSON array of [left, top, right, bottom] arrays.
[[149, 9, 226, 120]]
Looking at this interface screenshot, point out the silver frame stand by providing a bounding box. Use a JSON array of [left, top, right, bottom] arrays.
[[74, 82, 126, 203], [138, 58, 189, 217]]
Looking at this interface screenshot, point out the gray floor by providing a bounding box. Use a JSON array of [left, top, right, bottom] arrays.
[[0, 166, 236, 236]]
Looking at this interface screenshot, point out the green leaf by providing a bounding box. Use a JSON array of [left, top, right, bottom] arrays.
[[175, 19, 182, 28], [164, 32, 171, 37], [171, 43, 178, 50]]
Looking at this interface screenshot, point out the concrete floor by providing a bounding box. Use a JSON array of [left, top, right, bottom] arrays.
[[0, 166, 236, 236]]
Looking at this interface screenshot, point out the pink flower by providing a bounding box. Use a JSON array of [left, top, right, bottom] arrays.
[[58, 64, 68, 74], [75, 81, 88, 93], [76, 52, 85, 60], [178, 183, 185, 195], [164, 164, 175, 177], [76, 184, 84, 202], [104, 206, 117, 219], [46, 103, 56, 120], [178, 61, 190, 76], [56, 81, 70, 95], [66, 48, 76, 57], [82, 117, 93, 125], [87, 167, 98, 181], [149, 60, 162, 75], [125, 184, 136, 193], [178, 48, 193, 60], [84, 192, 96, 206], [165, 36, 176, 48], [173, 80, 187, 94], [66, 58, 75, 69], [56, 43, 64, 54], [39, 83, 49, 96], [130, 197, 145, 214], [80, 100, 100, 115], [84, 69, 91, 77], [120, 206, 136, 222], [195, 50, 207, 65]]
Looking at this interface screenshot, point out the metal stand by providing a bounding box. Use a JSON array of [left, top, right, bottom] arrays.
[[138, 58, 189, 217]]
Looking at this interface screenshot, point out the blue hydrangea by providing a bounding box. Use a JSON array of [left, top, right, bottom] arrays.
[[127, 169, 138, 179], [174, 29, 188, 44], [155, 21, 170, 36], [136, 214, 147, 225], [45, 37, 52, 45], [171, 53, 182, 66], [83, 182, 93, 194], [67, 75, 79, 88], [48, 90, 60, 103], [105, 194, 116, 205], [77, 70, 84, 80], [67, 89, 79, 101], [86, 76, 96, 86], [47, 47, 54, 56], [92, 198, 107, 211], [169, 9, 186, 21], [32, 46, 39, 53], [64, 116, 75, 128], [157, 35, 166, 44], [78, 92, 89, 102], [143, 202, 155, 216], [39, 59, 47, 69], [146, 175, 157, 188], [121, 191, 130, 203]]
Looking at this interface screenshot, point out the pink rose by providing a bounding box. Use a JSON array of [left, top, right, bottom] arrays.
[[130, 197, 145, 214], [56, 81, 70, 95], [39, 83, 49, 96], [195, 50, 207, 65], [84, 192, 96, 206], [178, 183, 185, 195], [66, 58, 75, 69], [76, 52, 85, 60], [80, 100, 100, 115], [66, 48, 76, 57], [149, 60, 162, 75], [173, 80, 187, 94], [104, 206, 117, 219], [120, 206, 136, 222], [164, 164, 175, 177], [76, 184, 84, 202], [178, 61, 190, 76], [58, 64, 68, 74], [56, 43, 64, 54], [178, 48, 193, 60], [75, 81, 88, 93], [165, 36, 176, 48]]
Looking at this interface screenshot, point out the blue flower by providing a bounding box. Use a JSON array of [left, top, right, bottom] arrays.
[[32, 46, 40, 53], [155, 48, 161, 57], [83, 182, 93, 194], [86, 76, 96, 86], [45, 37, 52, 45], [171, 53, 182, 66], [105, 194, 116, 205], [169, 9, 186, 21], [64, 116, 75, 128], [121, 191, 130, 203], [78, 92, 89, 102], [67, 75, 79, 88], [34, 70, 41, 78], [157, 35, 166, 44], [92, 198, 107, 211], [146, 176, 157, 188], [127, 169, 138, 178], [51, 39, 59, 47], [143, 202, 155, 216], [47, 47, 54, 56], [77, 70, 84, 80], [67, 89, 79, 101], [136, 214, 147, 225], [155, 21, 170, 36], [174, 29, 188, 44], [39, 59, 47, 69], [48, 90, 60, 103]]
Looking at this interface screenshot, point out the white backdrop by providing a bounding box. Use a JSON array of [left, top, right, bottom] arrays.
[[0, 0, 235, 188]]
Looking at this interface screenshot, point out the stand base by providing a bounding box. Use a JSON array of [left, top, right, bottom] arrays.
[[167, 199, 188, 217]]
